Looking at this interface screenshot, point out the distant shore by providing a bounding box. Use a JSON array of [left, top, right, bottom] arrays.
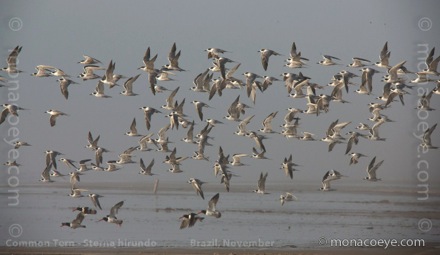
[[2, 180, 440, 195], [1, 246, 439, 255]]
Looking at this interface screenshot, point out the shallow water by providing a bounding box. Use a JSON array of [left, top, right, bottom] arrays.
[[1, 181, 439, 249]]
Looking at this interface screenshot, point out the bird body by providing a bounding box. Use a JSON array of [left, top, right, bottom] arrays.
[[253, 172, 269, 194]]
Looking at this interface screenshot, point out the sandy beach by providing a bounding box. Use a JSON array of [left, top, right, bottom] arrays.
[[1, 246, 440, 255], [1, 183, 439, 254]]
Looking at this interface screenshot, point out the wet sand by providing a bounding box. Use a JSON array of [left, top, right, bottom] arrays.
[[2, 183, 439, 252], [1, 246, 439, 255]]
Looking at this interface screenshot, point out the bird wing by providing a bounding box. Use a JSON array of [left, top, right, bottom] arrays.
[[369, 160, 384, 179], [41, 162, 52, 180], [0, 107, 10, 125], [130, 118, 137, 133], [110, 201, 124, 217], [7, 46, 22, 69], [49, 115, 57, 127], [258, 172, 268, 191], [367, 156, 376, 174], [180, 217, 190, 229], [261, 51, 269, 71], [139, 158, 146, 171], [72, 212, 85, 225], [345, 136, 354, 155], [423, 123, 437, 144], [208, 193, 220, 211], [60, 81, 69, 99], [146, 158, 155, 172], [91, 195, 102, 210]]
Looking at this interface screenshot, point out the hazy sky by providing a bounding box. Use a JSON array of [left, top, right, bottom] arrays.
[[1, 0, 439, 190]]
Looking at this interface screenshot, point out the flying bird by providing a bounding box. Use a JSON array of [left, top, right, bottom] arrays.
[[321, 169, 345, 191], [230, 153, 248, 166], [40, 163, 53, 182], [78, 65, 104, 80], [72, 206, 97, 215], [253, 172, 269, 194], [198, 193, 221, 218], [91, 80, 111, 98], [139, 158, 155, 175], [140, 107, 161, 130], [69, 171, 81, 187], [78, 55, 102, 65], [318, 55, 340, 66], [1, 45, 22, 73], [120, 74, 140, 96], [45, 109, 68, 127], [420, 123, 438, 150], [69, 186, 88, 198], [188, 178, 205, 199], [125, 118, 141, 137], [281, 154, 298, 179], [86, 132, 100, 151], [364, 156, 384, 181], [88, 193, 103, 210], [101, 60, 120, 88], [138, 47, 158, 73], [349, 152, 367, 165], [374, 41, 391, 69], [259, 48, 281, 71], [31, 65, 54, 77], [179, 213, 204, 229], [192, 100, 211, 121], [98, 201, 124, 227], [348, 57, 370, 67], [61, 212, 86, 229], [57, 77, 78, 100], [280, 192, 297, 206], [1, 104, 26, 125], [164, 42, 184, 71], [205, 48, 229, 59], [259, 111, 278, 133]]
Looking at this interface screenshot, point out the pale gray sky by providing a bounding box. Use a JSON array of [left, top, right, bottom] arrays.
[[1, 0, 439, 189]]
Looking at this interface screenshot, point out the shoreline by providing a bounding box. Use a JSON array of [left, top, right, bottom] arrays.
[[0, 245, 439, 255], [1, 180, 440, 195]]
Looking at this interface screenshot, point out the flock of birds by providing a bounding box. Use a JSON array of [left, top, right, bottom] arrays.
[[1, 40, 439, 230]]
